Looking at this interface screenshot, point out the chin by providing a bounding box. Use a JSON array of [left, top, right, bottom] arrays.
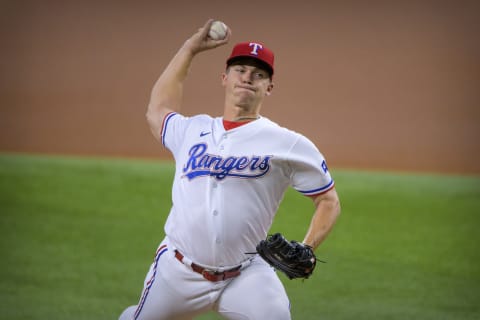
[[234, 97, 256, 108]]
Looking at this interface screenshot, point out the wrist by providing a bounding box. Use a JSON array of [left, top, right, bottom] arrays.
[[180, 41, 197, 57], [302, 237, 318, 250], [302, 241, 314, 249]]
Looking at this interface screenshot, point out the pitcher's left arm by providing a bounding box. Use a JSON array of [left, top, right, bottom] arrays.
[[303, 188, 341, 250]]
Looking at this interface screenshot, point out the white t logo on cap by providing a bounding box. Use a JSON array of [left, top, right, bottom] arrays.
[[249, 43, 263, 55]]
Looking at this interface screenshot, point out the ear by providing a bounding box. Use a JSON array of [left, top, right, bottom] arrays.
[[221, 72, 228, 86], [265, 82, 274, 96]]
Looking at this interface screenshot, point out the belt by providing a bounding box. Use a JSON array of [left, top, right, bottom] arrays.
[[174, 250, 241, 282]]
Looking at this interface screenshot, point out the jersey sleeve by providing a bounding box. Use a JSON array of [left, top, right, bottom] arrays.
[[287, 135, 335, 196], [160, 112, 190, 154]]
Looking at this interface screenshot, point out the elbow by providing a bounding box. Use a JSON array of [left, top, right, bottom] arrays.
[[145, 108, 156, 127], [333, 191, 341, 216], [145, 103, 168, 141], [146, 102, 160, 122], [328, 190, 342, 218], [327, 194, 341, 220], [334, 199, 341, 218], [146, 102, 168, 127], [145, 111, 158, 136]]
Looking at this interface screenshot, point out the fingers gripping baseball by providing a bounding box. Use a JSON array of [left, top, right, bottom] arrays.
[[185, 19, 231, 54]]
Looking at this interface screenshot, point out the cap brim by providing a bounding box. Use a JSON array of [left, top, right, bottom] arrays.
[[226, 56, 273, 77]]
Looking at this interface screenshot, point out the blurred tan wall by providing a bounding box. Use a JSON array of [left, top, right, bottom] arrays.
[[1, 0, 479, 174]]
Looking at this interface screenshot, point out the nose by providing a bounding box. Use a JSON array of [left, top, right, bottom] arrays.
[[241, 70, 253, 83]]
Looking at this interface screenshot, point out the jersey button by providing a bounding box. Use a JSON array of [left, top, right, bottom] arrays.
[[212, 182, 218, 188], [213, 210, 218, 216], [216, 238, 221, 244]]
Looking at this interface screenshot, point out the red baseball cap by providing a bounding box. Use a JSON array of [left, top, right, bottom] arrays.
[[226, 42, 275, 76]]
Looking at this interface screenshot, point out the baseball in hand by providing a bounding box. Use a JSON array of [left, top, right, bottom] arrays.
[[208, 21, 228, 40]]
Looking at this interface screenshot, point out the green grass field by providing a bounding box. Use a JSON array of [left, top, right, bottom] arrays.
[[1, 153, 479, 320]]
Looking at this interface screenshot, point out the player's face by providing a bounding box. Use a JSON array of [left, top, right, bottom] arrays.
[[222, 64, 273, 108]]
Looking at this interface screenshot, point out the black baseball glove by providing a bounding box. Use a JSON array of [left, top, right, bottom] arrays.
[[256, 233, 319, 279]]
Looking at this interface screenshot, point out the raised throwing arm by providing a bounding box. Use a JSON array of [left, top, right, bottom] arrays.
[[146, 19, 231, 141]]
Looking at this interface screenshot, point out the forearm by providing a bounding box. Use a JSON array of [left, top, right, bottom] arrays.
[[303, 192, 341, 250]]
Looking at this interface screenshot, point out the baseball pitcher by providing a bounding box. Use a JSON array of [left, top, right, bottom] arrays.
[[119, 19, 341, 320]]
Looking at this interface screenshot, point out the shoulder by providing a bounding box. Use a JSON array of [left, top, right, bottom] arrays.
[[260, 117, 295, 134], [260, 117, 311, 144], [161, 113, 216, 149], [162, 113, 214, 139], [166, 113, 215, 128], [261, 118, 324, 159], [191, 113, 215, 122], [170, 113, 213, 122]]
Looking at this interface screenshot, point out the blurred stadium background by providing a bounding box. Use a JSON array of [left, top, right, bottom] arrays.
[[1, 0, 479, 174]]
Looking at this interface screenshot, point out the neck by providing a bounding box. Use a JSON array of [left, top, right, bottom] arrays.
[[223, 107, 261, 122], [223, 99, 262, 122], [231, 115, 260, 122]]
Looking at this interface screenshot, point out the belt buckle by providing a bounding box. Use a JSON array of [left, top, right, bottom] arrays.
[[202, 269, 223, 281], [202, 269, 215, 276]]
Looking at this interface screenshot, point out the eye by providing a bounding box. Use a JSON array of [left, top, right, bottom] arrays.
[[254, 72, 266, 79]]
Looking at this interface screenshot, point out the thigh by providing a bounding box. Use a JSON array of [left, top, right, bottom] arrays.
[[216, 256, 291, 320], [126, 240, 217, 320]]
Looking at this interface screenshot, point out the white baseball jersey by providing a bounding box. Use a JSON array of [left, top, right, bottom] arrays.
[[160, 112, 334, 269]]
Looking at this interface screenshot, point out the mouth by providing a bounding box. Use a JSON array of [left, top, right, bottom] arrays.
[[235, 85, 256, 92]]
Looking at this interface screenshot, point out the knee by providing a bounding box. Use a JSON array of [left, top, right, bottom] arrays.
[[119, 305, 137, 320], [253, 298, 291, 320]]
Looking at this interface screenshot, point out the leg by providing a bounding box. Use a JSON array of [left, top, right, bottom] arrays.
[[119, 306, 137, 320], [216, 256, 291, 320], [119, 274, 202, 320], [119, 240, 218, 320]]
